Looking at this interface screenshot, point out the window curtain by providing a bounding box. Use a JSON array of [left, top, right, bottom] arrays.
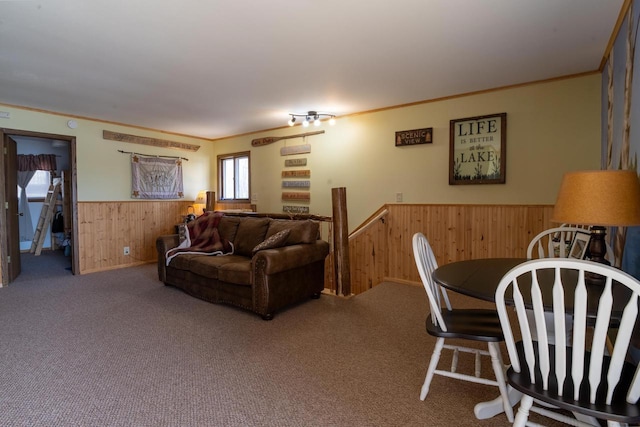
[[17, 171, 36, 241], [17, 154, 57, 172], [16, 154, 57, 242]]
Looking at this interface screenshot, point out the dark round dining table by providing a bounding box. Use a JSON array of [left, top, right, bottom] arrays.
[[432, 258, 527, 303], [431, 257, 627, 318]]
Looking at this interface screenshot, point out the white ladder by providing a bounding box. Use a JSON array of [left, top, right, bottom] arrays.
[[30, 182, 61, 256]]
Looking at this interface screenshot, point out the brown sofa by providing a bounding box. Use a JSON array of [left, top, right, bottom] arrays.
[[156, 214, 330, 320]]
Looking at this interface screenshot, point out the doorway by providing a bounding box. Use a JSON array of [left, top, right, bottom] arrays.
[[0, 128, 79, 285]]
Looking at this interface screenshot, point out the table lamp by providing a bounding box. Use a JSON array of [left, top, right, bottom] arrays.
[[194, 190, 207, 214], [551, 170, 640, 284]]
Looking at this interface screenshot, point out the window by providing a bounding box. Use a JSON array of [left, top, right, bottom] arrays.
[[218, 151, 250, 201], [19, 170, 51, 201]]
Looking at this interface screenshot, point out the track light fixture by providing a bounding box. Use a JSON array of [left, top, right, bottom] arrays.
[[288, 111, 336, 127]]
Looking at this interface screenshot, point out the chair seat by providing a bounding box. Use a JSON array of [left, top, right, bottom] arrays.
[[426, 308, 504, 342], [507, 341, 640, 424]]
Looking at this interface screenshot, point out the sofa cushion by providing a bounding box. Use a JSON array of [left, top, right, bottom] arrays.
[[217, 261, 252, 286], [233, 217, 271, 256], [217, 216, 242, 244], [266, 219, 319, 245], [252, 229, 290, 255], [168, 253, 199, 271], [189, 254, 250, 279]]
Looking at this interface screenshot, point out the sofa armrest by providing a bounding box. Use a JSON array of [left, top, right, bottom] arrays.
[[252, 240, 330, 275], [156, 234, 180, 282]]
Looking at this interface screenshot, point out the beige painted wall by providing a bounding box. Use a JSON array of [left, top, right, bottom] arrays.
[[213, 74, 602, 231], [0, 108, 213, 202], [2, 73, 600, 232]]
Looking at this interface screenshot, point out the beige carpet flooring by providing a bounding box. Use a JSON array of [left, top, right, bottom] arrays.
[[0, 251, 564, 426]]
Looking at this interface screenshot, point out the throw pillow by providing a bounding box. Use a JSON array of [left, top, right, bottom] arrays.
[[252, 229, 290, 255], [265, 219, 319, 244]]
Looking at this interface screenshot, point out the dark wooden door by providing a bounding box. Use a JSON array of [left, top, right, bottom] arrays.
[[4, 135, 21, 282]]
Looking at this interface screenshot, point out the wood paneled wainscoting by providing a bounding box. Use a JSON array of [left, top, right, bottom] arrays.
[[330, 204, 555, 296], [78, 200, 192, 274], [78, 202, 555, 296]]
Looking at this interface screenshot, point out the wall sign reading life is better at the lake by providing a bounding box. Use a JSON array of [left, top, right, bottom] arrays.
[[449, 113, 506, 185]]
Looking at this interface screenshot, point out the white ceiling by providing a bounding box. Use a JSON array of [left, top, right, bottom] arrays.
[[0, 0, 624, 140]]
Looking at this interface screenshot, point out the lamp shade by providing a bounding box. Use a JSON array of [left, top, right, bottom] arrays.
[[551, 170, 640, 226], [194, 190, 207, 205]]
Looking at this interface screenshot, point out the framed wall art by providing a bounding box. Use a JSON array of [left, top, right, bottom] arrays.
[[449, 113, 506, 185]]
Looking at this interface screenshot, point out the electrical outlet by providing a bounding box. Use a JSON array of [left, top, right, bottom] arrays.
[[124, 246, 130, 256], [396, 192, 403, 202]]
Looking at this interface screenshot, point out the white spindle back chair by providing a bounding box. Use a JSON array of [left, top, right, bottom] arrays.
[[413, 233, 514, 421], [527, 226, 616, 265], [495, 258, 640, 426]]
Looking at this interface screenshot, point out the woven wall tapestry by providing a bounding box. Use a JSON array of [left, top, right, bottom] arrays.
[[131, 154, 184, 199]]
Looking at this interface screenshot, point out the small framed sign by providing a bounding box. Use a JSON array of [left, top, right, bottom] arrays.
[[285, 158, 307, 167], [395, 128, 433, 146], [449, 113, 506, 185], [282, 192, 310, 201], [282, 180, 310, 188], [283, 205, 310, 214], [282, 170, 310, 178], [281, 144, 311, 156]]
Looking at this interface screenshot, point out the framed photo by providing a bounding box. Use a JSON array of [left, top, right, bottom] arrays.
[[449, 113, 507, 185], [568, 231, 591, 260]]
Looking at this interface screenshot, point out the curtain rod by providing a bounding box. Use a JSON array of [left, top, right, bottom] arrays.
[[117, 149, 189, 161]]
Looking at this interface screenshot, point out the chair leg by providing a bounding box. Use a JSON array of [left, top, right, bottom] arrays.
[[420, 337, 445, 401], [487, 341, 514, 422], [514, 395, 533, 427]]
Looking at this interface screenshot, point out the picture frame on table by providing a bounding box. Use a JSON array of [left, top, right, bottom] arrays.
[[449, 113, 507, 185], [568, 231, 591, 260]]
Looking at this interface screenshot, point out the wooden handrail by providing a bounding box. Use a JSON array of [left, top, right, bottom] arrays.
[[349, 207, 388, 240]]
